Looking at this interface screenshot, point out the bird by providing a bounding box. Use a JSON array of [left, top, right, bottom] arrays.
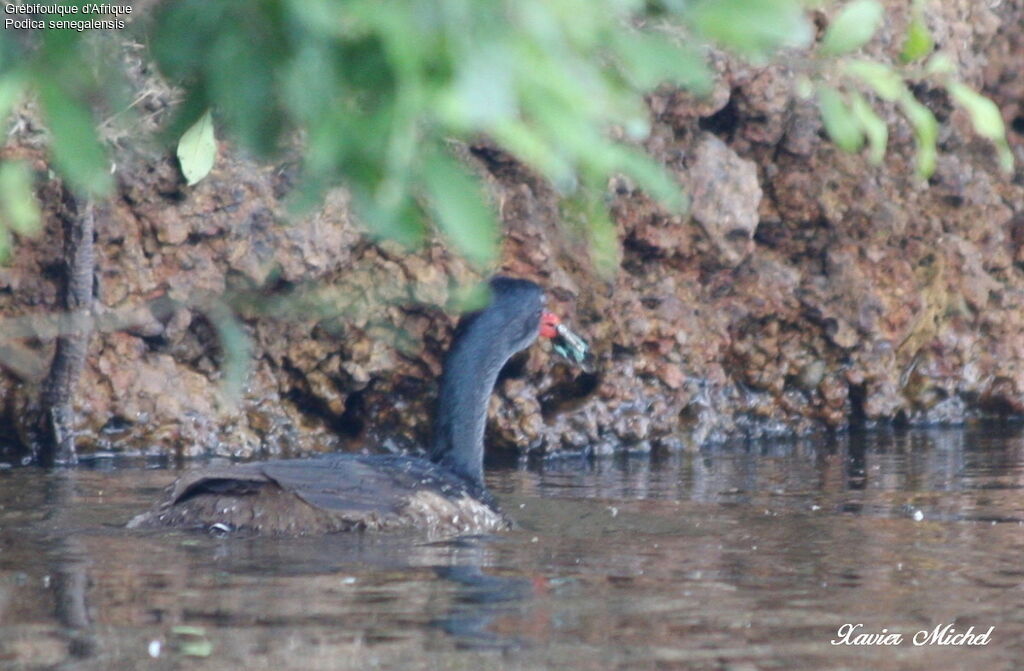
[[128, 276, 588, 536]]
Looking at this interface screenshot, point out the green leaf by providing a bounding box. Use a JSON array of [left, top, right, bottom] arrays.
[[171, 626, 207, 637], [353, 188, 425, 249], [610, 147, 687, 213], [0, 161, 42, 236], [947, 82, 1004, 141], [795, 75, 814, 99], [0, 73, 25, 126], [440, 46, 517, 127], [816, 85, 864, 153], [848, 91, 888, 164], [687, 0, 812, 59], [924, 52, 955, 76], [282, 44, 340, 125], [844, 60, 904, 101], [899, 94, 938, 177], [209, 306, 251, 401], [421, 151, 498, 268], [178, 640, 213, 658], [820, 0, 884, 56], [171, 625, 213, 658], [611, 31, 712, 95], [947, 81, 1014, 172], [563, 188, 619, 277], [177, 110, 217, 186], [580, 192, 620, 276], [491, 120, 575, 189], [37, 82, 112, 196], [520, 76, 603, 185], [448, 279, 492, 313], [207, 27, 280, 155], [900, 15, 933, 63]]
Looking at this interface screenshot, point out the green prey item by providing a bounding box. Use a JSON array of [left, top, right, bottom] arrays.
[[551, 322, 595, 372]]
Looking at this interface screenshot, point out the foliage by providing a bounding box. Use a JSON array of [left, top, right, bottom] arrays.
[[0, 161, 41, 261], [1, 0, 800, 271], [1, 0, 1015, 265], [810, 0, 1014, 176], [177, 110, 217, 186], [147, 0, 744, 270], [0, 0, 1017, 399], [818, 0, 883, 57]]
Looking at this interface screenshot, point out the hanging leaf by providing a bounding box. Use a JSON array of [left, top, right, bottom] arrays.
[[0, 73, 25, 126], [899, 94, 938, 177], [422, 150, 498, 268], [492, 119, 575, 189], [947, 81, 1014, 172], [611, 31, 712, 95], [0, 161, 41, 235], [924, 52, 955, 76], [947, 82, 1005, 141], [795, 75, 814, 99], [568, 190, 620, 277], [817, 85, 864, 153], [205, 14, 281, 156], [687, 0, 812, 59], [448, 279, 492, 313], [900, 9, 933, 63], [208, 305, 251, 401], [0, 158, 41, 272], [352, 188, 425, 249], [820, 0, 884, 56], [844, 60, 904, 101], [177, 110, 217, 186], [37, 82, 112, 196], [610, 147, 688, 213], [848, 92, 888, 164]]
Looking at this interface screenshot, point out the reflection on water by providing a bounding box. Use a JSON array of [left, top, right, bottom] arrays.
[[2, 425, 1024, 670]]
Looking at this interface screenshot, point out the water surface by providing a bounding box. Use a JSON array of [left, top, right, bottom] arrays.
[[2, 426, 1023, 670]]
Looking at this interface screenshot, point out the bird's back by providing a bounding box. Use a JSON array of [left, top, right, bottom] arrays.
[[127, 454, 510, 535]]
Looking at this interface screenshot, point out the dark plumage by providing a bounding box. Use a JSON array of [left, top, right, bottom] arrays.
[[128, 277, 559, 536]]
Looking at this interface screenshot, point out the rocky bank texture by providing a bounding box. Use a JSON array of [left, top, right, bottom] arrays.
[[2, 0, 1024, 461]]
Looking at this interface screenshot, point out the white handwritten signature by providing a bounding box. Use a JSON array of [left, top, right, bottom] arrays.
[[831, 623, 993, 646]]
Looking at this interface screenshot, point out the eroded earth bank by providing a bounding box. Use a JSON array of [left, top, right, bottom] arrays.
[[2, 0, 1023, 461]]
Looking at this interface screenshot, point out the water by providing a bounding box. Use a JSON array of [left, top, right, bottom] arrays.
[[2, 425, 1024, 670]]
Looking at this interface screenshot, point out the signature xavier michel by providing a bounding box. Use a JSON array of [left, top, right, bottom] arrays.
[[832, 623, 994, 647]]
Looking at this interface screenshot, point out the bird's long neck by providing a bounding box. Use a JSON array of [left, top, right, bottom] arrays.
[[430, 311, 510, 489]]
